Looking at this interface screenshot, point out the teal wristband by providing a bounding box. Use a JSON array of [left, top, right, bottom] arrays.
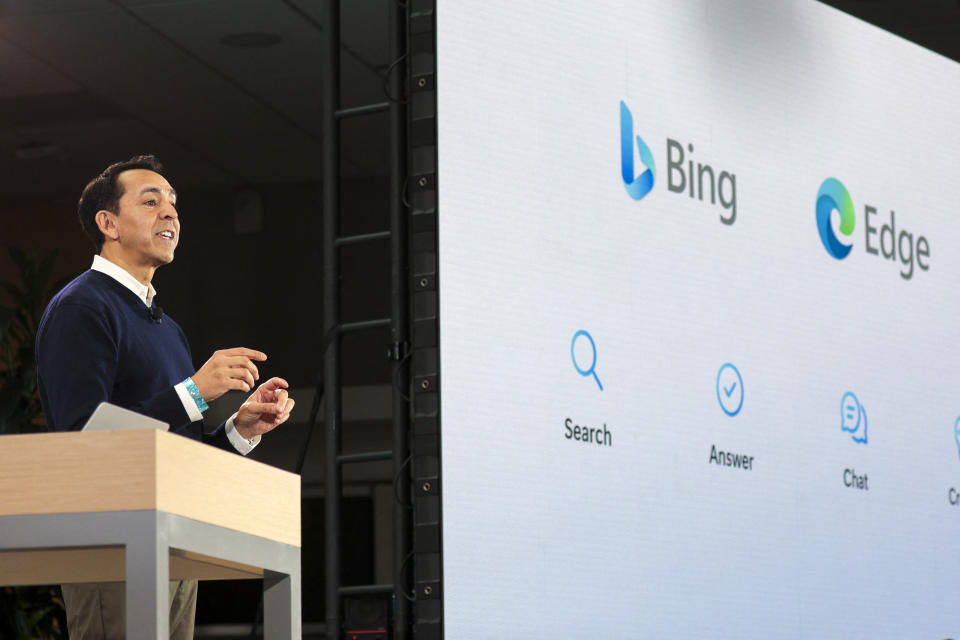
[[182, 377, 209, 412]]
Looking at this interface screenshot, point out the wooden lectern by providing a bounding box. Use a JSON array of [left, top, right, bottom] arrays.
[[0, 429, 301, 639]]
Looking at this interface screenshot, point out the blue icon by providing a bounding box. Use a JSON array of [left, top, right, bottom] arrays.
[[571, 330, 603, 391], [954, 417, 960, 461], [715, 363, 744, 416], [841, 391, 868, 444], [816, 177, 856, 260], [620, 101, 656, 200]]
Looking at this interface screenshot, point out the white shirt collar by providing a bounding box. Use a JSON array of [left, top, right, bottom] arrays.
[[91, 255, 157, 307]]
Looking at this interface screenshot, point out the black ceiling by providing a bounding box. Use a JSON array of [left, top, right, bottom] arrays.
[[0, 0, 956, 205], [823, 0, 960, 66]]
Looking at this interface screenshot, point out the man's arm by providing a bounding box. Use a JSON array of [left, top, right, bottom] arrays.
[[190, 347, 267, 403], [179, 346, 272, 452], [37, 302, 287, 454], [187, 378, 294, 454], [232, 377, 295, 440], [37, 302, 193, 431]]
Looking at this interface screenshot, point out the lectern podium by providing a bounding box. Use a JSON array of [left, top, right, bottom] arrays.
[[0, 429, 301, 639]]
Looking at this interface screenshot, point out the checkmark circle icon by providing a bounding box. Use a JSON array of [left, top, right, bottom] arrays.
[[716, 363, 744, 417]]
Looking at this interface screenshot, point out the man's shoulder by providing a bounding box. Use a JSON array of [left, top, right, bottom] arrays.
[[36, 271, 124, 354], [39, 271, 135, 331], [46, 270, 117, 312]]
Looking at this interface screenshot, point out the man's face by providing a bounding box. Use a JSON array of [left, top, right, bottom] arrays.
[[109, 169, 179, 267]]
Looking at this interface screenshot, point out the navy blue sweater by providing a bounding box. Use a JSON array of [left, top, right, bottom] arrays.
[[36, 270, 232, 451]]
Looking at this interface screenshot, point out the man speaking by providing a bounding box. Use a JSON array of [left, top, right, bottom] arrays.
[[35, 155, 295, 639]]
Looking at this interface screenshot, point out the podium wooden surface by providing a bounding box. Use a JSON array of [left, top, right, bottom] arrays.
[[0, 429, 301, 639]]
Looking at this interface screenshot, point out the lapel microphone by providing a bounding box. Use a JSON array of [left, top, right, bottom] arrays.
[[148, 304, 164, 324]]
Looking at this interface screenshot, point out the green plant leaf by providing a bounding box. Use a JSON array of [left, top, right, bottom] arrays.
[[38, 250, 58, 287], [7, 246, 30, 278], [0, 586, 67, 639], [0, 306, 13, 344], [0, 383, 25, 430], [0, 247, 64, 439], [0, 281, 27, 308]]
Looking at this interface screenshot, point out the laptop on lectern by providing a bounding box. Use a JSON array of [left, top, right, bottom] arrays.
[[81, 402, 169, 432]]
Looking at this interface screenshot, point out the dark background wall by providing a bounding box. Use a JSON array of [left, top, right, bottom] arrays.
[[1, 174, 393, 389], [0, 0, 957, 635]]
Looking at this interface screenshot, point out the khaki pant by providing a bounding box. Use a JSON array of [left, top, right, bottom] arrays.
[[61, 580, 197, 640]]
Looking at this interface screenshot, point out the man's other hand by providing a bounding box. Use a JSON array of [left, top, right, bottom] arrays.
[[234, 377, 295, 440], [193, 347, 267, 402]]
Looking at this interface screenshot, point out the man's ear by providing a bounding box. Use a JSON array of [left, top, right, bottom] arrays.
[[95, 210, 120, 242]]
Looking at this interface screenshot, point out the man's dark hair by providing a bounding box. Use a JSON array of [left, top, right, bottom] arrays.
[[78, 155, 165, 252]]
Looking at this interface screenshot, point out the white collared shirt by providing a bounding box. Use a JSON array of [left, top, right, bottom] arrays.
[[90, 255, 259, 454], [92, 254, 156, 306]]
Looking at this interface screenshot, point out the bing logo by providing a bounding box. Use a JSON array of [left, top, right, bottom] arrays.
[[620, 101, 656, 200], [619, 100, 737, 223]]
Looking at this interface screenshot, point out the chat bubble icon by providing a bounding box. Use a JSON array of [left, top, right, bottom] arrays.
[[841, 391, 867, 445], [954, 417, 960, 461]]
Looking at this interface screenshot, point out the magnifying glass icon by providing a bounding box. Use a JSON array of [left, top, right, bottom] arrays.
[[571, 330, 603, 391]]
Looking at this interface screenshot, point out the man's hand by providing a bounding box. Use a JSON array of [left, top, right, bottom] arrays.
[[192, 348, 267, 403], [234, 377, 295, 440]]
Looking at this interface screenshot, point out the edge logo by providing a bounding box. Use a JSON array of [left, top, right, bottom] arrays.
[[620, 101, 737, 223], [620, 101, 655, 200], [816, 178, 855, 260], [815, 177, 931, 280]]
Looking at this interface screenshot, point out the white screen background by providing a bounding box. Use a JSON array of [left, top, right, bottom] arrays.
[[437, 1, 960, 637]]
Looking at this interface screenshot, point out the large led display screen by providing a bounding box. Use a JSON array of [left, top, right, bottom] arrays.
[[436, 1, 960, 637]]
